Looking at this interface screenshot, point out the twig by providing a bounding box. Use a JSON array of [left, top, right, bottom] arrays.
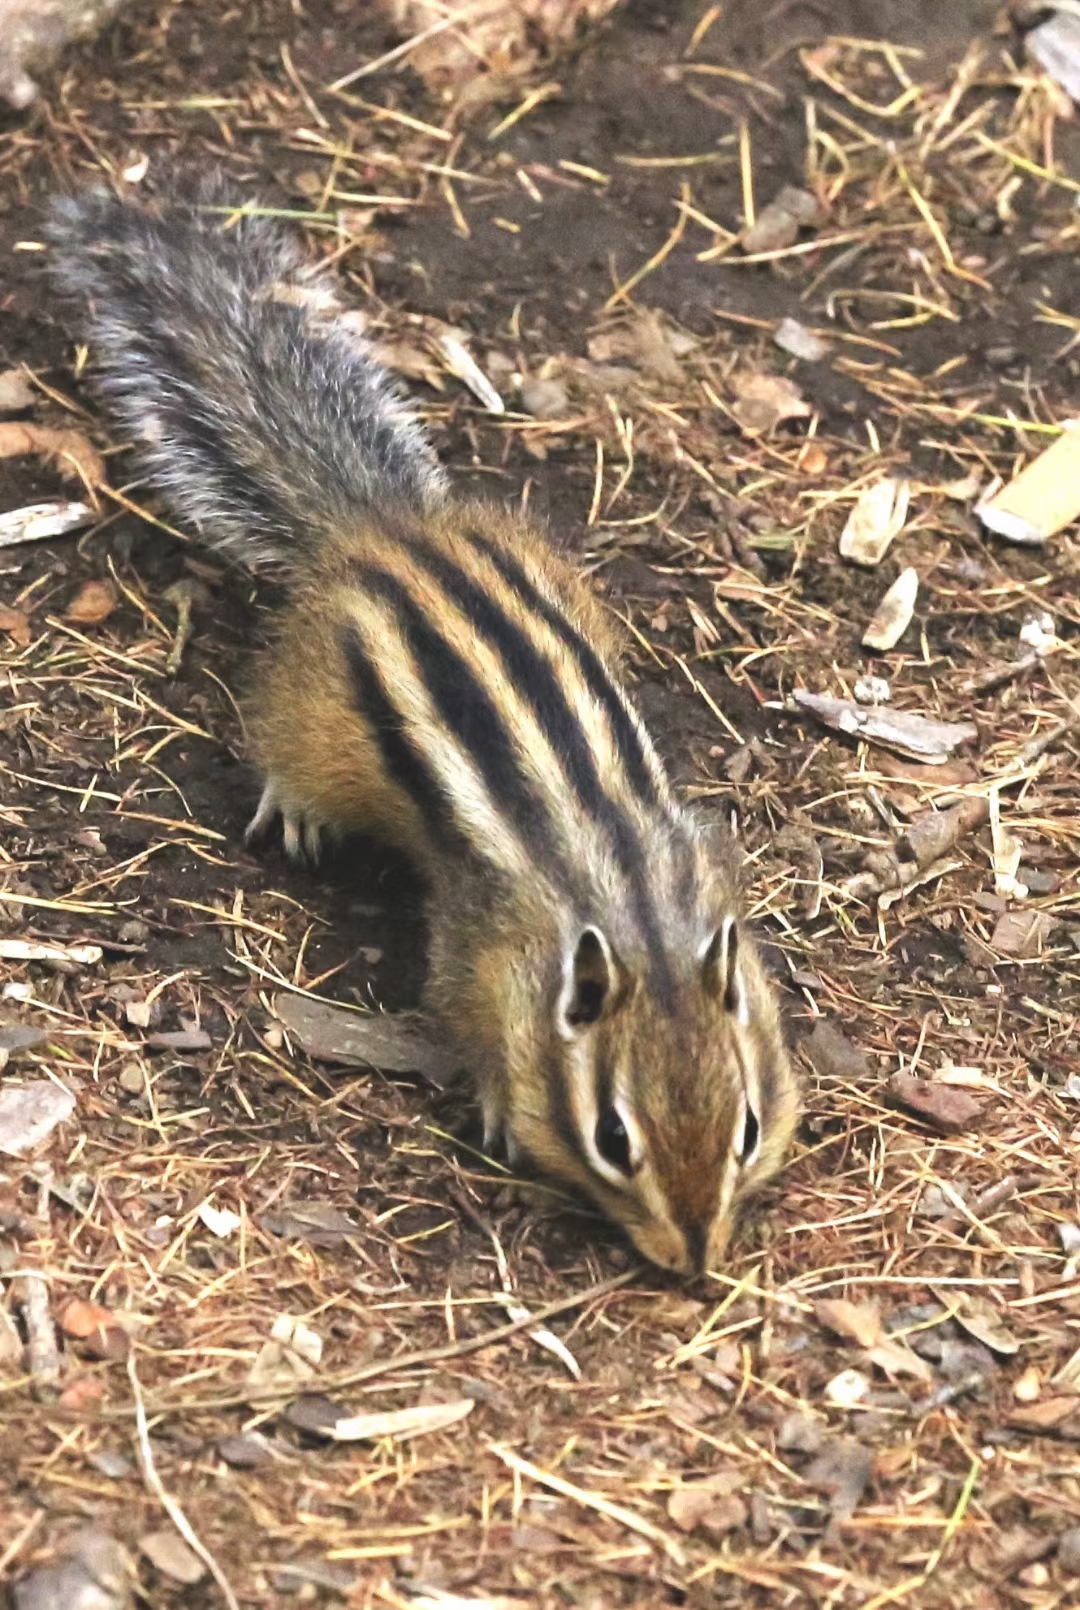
[[128, 1351, 241, 1610]]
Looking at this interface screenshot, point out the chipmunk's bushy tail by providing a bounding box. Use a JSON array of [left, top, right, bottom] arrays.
[[46, 173, 446, 565]]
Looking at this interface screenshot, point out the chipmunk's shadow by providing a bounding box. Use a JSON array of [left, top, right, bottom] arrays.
[[246, 816, 431, 1015]]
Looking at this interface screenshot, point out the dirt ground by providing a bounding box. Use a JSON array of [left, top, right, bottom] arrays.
[[3, 0, 1080, 1605]]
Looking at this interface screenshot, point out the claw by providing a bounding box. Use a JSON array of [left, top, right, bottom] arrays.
[[245, 780, 279, 845]]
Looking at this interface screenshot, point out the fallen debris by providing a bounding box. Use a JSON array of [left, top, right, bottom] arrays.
[[842, 795, 990, 905], [731, 370, 811, 436], [990, 908, 1060, 958], [260, 1200, 362, 1246], [800, 1020, 869, 1082], [0, 422, 106, 489], [0, 0, 130, 108], [317, 1397, 475, 1443], [742, 185, 823, 254], [667, 1470, 747, 1539], [370, 0, 622, 101], [863, 566, 918, 652], [886, 1073, 984, 1136], [12, 1528, 133, 1610], [977, 423, 1080, 545], [276, 993, 461, 1086], [0, 939, 103, 967], [773, 317, 828, 362], [64, 579, 117, 625], [792, 691, 978, 763], [815, 1299, 882, 1349], [245, 1313, 323, 1402], [0, 500, 97, 545], [804, 1438, 875, 1542], [0, 1081, 76, 1155], [1027, 11, 1080, 105], [138, 1531, 206, 1587], [839, 478, 910, 566], [0, 368, 35, 410], [17, 1271, 61, 1395]]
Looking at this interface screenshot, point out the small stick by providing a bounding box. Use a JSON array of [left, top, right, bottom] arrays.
[[129, 1351, 241, 1610], [489, 1441, 686, 1565]]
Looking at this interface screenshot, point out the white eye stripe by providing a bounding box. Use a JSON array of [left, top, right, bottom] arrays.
[[737, 1099, 761, 1166]]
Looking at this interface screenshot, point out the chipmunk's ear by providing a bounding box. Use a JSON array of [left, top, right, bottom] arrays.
[[702, 917, 747, 1022], [558, 927, 620, 1038]]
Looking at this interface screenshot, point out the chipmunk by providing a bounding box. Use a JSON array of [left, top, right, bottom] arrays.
[[46, 176, 800, 1275]]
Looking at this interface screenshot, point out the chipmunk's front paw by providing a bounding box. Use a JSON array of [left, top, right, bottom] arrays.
[[481, 1099, 521, 1168], [245, 780, 333, 863]]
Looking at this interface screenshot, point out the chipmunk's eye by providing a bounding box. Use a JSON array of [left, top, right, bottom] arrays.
[[596, 1107, 633, 1175], [737, 1104, 760, 1166]]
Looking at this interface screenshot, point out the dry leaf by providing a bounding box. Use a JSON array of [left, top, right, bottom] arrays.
[[0, 1306, 22, 1367], [0, 1082, 76, 1156], [773, 316, 828, 362], [197, 1200, 241, 1238], [0, 422, 106, 489], [64, 579, 116, 625], [839, 478, 910, 566], [801, 1020, 869, 1082], [742, 185, 822, 253], [815, 1299, 883, 1349], [777, 1410, 825, 1454], [58, 1374, 106, 1411], [866, 1338, 934, 1385], [260, 1200, 362, 1246], [872, 753, 979, 790], [0, 939, 102, 966], [977, 421, 1080, 544], [946, 1293, 1021, 1357], [380, 0, 621, 95], [0, 368, 35, 411], [587, 311, 692, 383], [990, 909, 1059, 958], [804, 1438, 875, 1534], [245, 1313, 323, 1400], [1009, 1397, 1080, 1436], [325, 1397, 474, 1442], [0, 604, 32, 647], [432, 326, 505, 413], [139, 1530, 205, 1586], [60, 1297, 117, 1339], [863, 567, 918, 652], [792, 692, 978, 763], [666, 1469, 743, 1534], [731, 371, 811, 436], [886, 1074, 984, 1135]]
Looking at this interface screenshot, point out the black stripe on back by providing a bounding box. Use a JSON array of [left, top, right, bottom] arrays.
[[357, 566, 558, 861], [403, 543, 627, 836], [339, 624, 455, 848], [392, 542, 675, 1007], [460, 529, 661, 809]]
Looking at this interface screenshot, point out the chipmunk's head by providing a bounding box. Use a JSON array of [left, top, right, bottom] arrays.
[[512, 913, 800, 1276]]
